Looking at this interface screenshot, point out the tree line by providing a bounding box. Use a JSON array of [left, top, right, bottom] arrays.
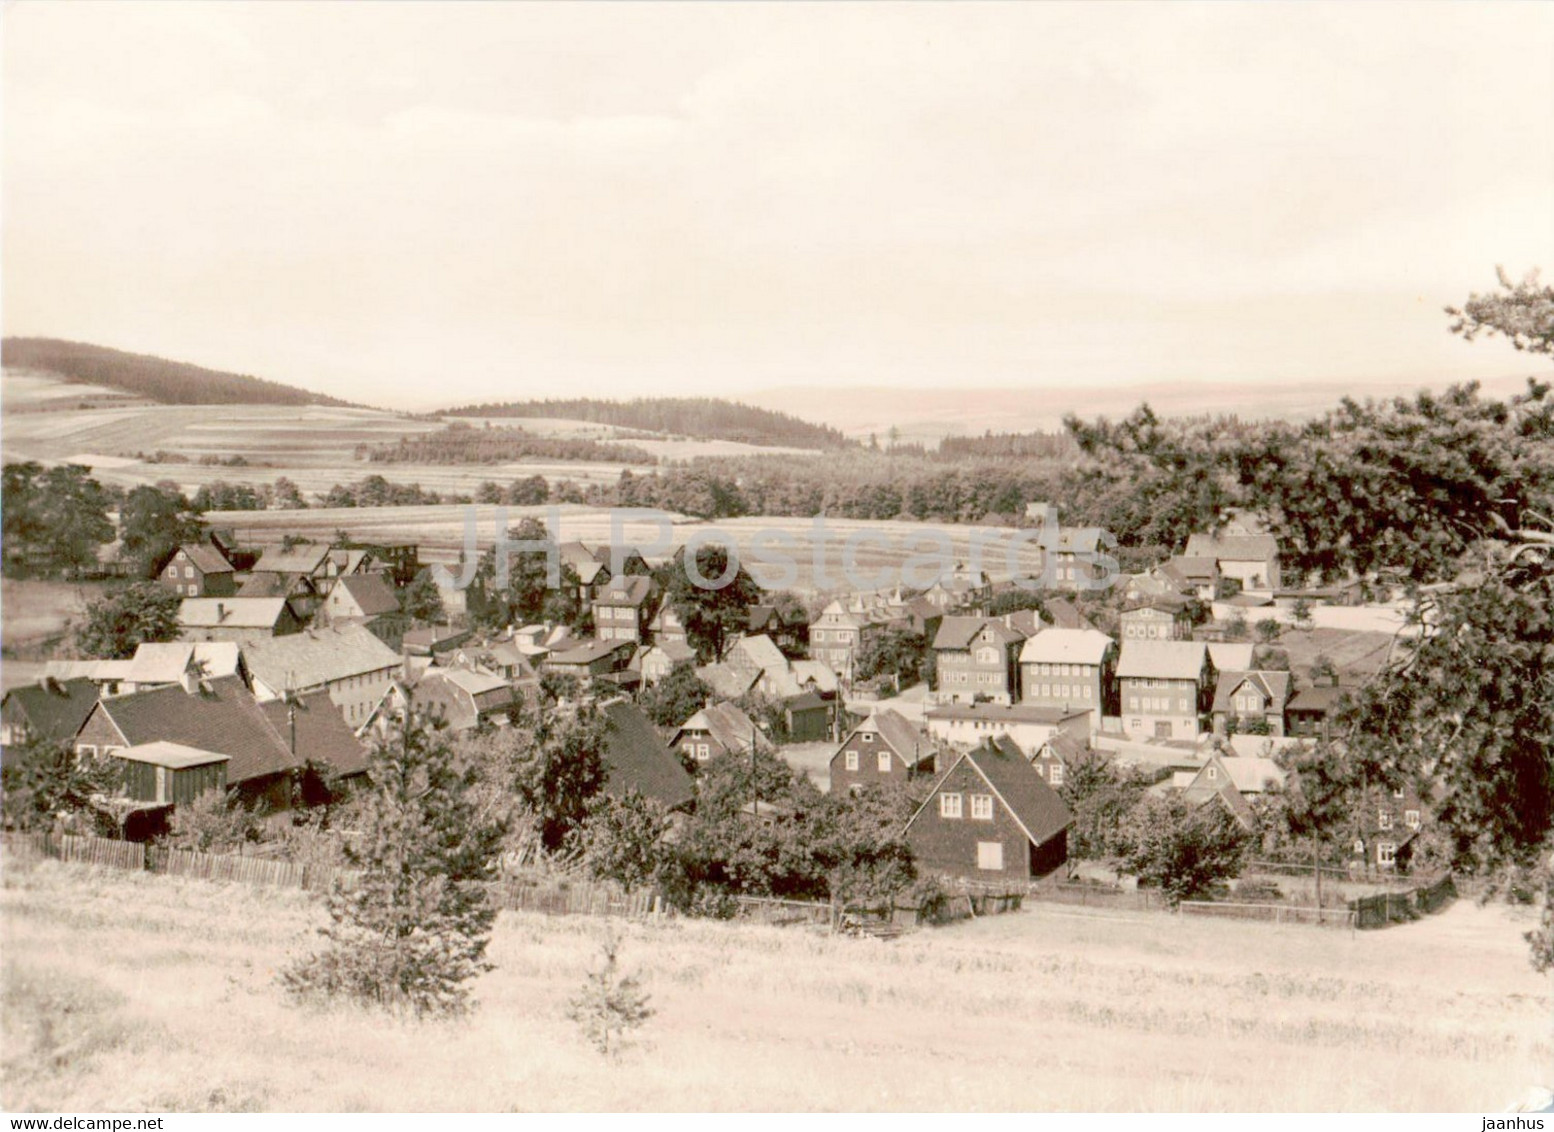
[[442, 396, 854, 450], [358, 423, 659, 467]]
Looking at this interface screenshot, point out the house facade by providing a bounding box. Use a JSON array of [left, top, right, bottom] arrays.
[[1184, 534, 1282, 592], [241, 624, 402, 729], [1211, 670, 1293, 737], [827, 709, 924, 794], [1119, 596, 1193, 642], [809, 601, 870, 684], [1017, 628, 1116, 728], [178, 598, 304, 643], [1116, 640, 1216, 740], [904, 738, 1072, 884], [593, 576, 655, 645], [932, 618, 1025, 706], [159, 543, 236, 599], [925, 703, 1090, 751]]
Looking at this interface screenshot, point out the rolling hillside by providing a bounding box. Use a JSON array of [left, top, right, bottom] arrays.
[[1, 338, 358, 408], [444, 396, 853, 450]]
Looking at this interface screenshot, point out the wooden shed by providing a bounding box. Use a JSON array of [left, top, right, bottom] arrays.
[[111, 741, 229, 807]]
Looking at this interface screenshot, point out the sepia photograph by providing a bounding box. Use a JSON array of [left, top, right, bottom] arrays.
[[2, 0, 1552, 1116]]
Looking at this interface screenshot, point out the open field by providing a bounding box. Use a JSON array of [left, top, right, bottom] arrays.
[[1264, 626, 1404, 682], [2, 855, 1548, 1112], [1, 371, 822, 498], [0, 578, 108, 676], [209, 506, 1051, 595]]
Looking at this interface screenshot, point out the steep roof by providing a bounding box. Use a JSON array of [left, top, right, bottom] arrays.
[[237, 572, 312, 599], [179, 597, 290, 629], [1184, 534, 1279, 562], [1206, 643, 1257, 673], [547, 638, 634, 666], [932, 616, 989, 650], [177, 542, 234, 575], [596, 575, 653, 606], [852, 708, 922, 762], [334, 573, 400, 617], [1164, 556, 1218, 582], [254, 546, 332, 575], [257, 689, 370, 777], [241, 625, 400, 691], [1212, 670, 1293, 714], [2, 678, 100, 742], [677, 701, 769, 753], [600, 700, 695, 811], [1116, 640, 1210, 680], [1042, 598, 1093, 631], [1216, 755, 1286, 793], [1019, 628, 1114, 666], [909, 739, 1073, 848], [95, 675, 299, 784], [730, 633, 789, 675], [1123, 593, 1190, 614], [695, 662, 761, 701], [1287, 685, 1350, 713]]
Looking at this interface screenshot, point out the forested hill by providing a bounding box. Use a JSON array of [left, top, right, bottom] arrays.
[[1, 338, 357, 407], [443, 396, 853, 450]]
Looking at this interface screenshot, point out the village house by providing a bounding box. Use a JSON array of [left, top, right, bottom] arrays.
[[808, 600, 872, 684], [108, 741, 228, 810], [1286, 684, 1350, 740], [364, 668, 516, 735], [921, 564, 992, 613], [1179, 753, 1286, 831], [932, 617, 1025, 705], [745, 603, 806, 655], [1211, 669, 1293, 736], [0, 677, 100, 748], [1184, 533, 1282, 592], [403, 624, 474, 659], [117, 641, 246, 694], [1119, 594, 1194, 641], [593, 575, 656, 646], [235, 570, 321, 621], [783, 690, 834, 743], [926, 702, 1091, 751], [1351, 781, 1427, 872], [75, 673, 364, 813], [1116, 639, 1217, 740], [240, 624, 402, 728], [321, 572, 401, 628], [904, 736, 1073, 884], [178, 597, 304, 643], [251, 545, 341, 595], [1158, 556, 1220, 602], [158, 542, 236, 598], [828, 708, 926, 793], [544, 638, 636, 682], [636, 640, 699, 686], [1029, 731, 1087, 790], [647, 602, 690, 647], [671, 701, 771, 765], [1017, 628, 1116, 729], [1045, 528, 1109, 591]]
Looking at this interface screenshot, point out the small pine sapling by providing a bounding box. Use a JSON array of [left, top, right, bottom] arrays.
[[567, 927, 654, 1057]]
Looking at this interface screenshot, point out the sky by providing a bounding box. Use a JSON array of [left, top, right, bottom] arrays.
[[4, 2, 1553, 410]]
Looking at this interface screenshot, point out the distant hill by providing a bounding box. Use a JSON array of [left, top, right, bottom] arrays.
[[1, 338, 358, 408], [443, 396, 853, 450]]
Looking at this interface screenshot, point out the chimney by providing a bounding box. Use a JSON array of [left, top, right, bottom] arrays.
[[41, 675, 63, 696], [216, 601, 227, 622], [180, 667, 200, 695]]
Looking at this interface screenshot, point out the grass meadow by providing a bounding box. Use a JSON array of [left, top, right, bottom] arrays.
[[3, 854, 1549, 1112]]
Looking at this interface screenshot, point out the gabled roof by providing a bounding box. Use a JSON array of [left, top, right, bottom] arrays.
[[849, 708, 922, 763], [595, 575, 652, 607], [645, 640, 699, 664], [1042, 598, 1093, 631], [2, 678, 100, 742], [558, 541, 605, 584], [1116, 640, 1211, 680], [176, 542, 234, 575], [1184, 763, 1258, 830], [729, 633, 789, 675], [1212, 670, 1293, 714], [1287, 685, 1350, 713], [1054, 527, 1104, 555], [1034, 731, 1088, 766], [813, 600, 864, 630], [932, 616, 989, 650], [600, 701, 695, 811], [402, 625, 473, 654], [94, 675, 300, 784], [907, 739, 1072, 848], [788, 659, 840, 695], [1216, 755, 1286, 793], [123, 641, 244, 686], [676, 701, 769, 753], [547, 638, 635, 666], [333, 573, 400, 617], [1164, 556, 1219, 582], [1206, 643, 1257, 673], [237, 572, 313, 599], [258, 690, 371, 777], [695, 662, 761, 701], [1001, 609, 1045, 638], [178, 597, 291, 629], [241, 625, 400, 691], [1184, 534, 1279, 562], [1019, 628, 1114, 666], [1123, 593, 1190, 614]]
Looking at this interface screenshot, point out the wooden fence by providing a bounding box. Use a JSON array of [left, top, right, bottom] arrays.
[[4, 831, 653, 921], [1179, 900, 1356, 930], [1031, 882, 1167, 913], [1349, 873, 1456, 929]]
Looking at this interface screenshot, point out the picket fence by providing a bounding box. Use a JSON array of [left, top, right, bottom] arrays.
[[1349, 873, 1456, 929], [4, 831, 654, 920]]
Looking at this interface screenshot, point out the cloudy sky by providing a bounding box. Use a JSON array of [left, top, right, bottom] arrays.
[[5, 2, 1552, 409]]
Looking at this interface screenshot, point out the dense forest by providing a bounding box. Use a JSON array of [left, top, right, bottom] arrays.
[[442, 396, 853, 450], [358, 423, 658, 466], [1, 338, 357, 407]]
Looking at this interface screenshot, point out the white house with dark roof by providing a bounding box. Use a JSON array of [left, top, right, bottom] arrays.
[[1184, 533, 1281, 592], [926, 702, 1090, 752], [178, 597, 303, 643], [241, 624, 402, 728]]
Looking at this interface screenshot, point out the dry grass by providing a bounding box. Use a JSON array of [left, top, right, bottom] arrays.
[[3, 855, 1548, 1112]]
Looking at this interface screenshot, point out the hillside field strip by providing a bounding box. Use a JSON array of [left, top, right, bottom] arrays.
[[3, 855, 1548, 1112]]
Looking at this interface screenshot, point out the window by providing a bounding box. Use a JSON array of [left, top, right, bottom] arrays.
[[1392, 788, 1405, 799], [77, 743, 97, 757], [155, 766, 168, 804], [844, 750, 858, 771], [1083, 685, 1093, 700], [1049, 763, 1064, 788], [862, 732, 874, 743], [1378, 809, 1392, 830], [183, 566, 194, 578], [1405, 810, 1420, 829], [1206, 766, 1217, 780], [978, 648, 998, 665], [878, 751, 892, 773], [1377, 842, 1396, 867], [977, 841, 1004, 870], [939, 793, 963, 819], [970, 794, 993, 820], [697, 743, 710, 761]]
